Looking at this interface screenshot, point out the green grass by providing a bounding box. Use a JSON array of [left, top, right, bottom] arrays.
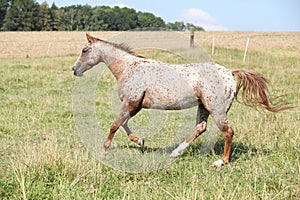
[[0, 45, 299, 199]]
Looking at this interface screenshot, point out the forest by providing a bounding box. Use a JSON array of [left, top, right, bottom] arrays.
[[0, 0, 205, 31]]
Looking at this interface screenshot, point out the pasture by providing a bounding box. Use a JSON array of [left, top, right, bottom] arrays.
[[0, 31, 299, 199]]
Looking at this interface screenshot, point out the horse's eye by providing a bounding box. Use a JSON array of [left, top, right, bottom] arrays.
[[82, 48, 89, 53]]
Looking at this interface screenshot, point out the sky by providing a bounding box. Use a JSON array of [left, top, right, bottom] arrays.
[[37, 0, 300, 32]]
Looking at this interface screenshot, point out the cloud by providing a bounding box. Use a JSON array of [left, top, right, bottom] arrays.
[[180, 8, 227, 31]]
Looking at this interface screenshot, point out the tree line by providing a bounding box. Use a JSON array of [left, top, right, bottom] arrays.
[[0, 0, 205, 31]]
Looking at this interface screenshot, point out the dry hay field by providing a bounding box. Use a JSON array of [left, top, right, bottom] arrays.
[[0, 31, 299, 199], [0, 31, 299, 57]]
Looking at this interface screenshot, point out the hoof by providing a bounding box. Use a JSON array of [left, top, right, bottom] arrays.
[[211, 159, 224, 168], [138, 138, 144, 147], [170, 150, 180, 157]]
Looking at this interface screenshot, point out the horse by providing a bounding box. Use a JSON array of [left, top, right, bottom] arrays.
[[72, 33, 289, 167]]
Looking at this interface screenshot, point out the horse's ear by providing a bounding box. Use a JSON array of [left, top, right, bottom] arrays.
[[86, 32, 95, 43]]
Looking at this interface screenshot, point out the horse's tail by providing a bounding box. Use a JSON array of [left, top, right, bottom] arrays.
[[232, 69, 291, 113]]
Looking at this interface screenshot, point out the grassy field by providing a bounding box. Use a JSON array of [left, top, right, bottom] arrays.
[[0, 31, 299, 199]]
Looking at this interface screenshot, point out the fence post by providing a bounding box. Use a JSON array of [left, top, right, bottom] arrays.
[[47, 43, 52, 56], [243, 38, 250, 63]]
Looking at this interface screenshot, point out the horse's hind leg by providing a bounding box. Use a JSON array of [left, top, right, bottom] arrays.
[[170, 103, 209, 157], [211, 114, 234, 167]]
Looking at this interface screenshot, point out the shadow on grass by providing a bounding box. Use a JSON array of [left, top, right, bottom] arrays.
[[115, 143, 179, 155], [188, 139, 271, 163], [114, 138, 271, 164]]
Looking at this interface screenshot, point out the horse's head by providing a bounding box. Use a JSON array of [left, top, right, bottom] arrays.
[[72, 33, 103, 76]]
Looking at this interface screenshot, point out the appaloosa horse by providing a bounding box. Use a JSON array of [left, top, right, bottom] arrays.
[[72, 33, 289, 167]]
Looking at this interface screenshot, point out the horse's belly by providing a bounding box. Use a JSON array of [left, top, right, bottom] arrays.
[[144, 85, 198, 110]]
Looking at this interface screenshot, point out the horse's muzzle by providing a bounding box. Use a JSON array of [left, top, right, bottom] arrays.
[[72, 67, 82, 77]]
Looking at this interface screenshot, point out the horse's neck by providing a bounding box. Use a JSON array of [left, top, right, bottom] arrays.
[[98, 42, 132, 80]]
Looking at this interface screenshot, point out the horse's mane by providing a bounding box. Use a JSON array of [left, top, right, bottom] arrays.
[[96, 37, 144, 58]]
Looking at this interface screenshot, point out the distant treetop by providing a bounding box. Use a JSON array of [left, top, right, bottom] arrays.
[[0, 0, 205, 31]]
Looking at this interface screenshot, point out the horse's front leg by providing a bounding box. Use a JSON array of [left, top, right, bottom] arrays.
[[123, 122, 144, 146], [101, 95, 144, 156], [101, 100, 130, 156], [122, 92, 146, 147]]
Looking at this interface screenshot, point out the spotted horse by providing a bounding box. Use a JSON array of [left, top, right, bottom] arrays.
[[72, 33, 290, 167]]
